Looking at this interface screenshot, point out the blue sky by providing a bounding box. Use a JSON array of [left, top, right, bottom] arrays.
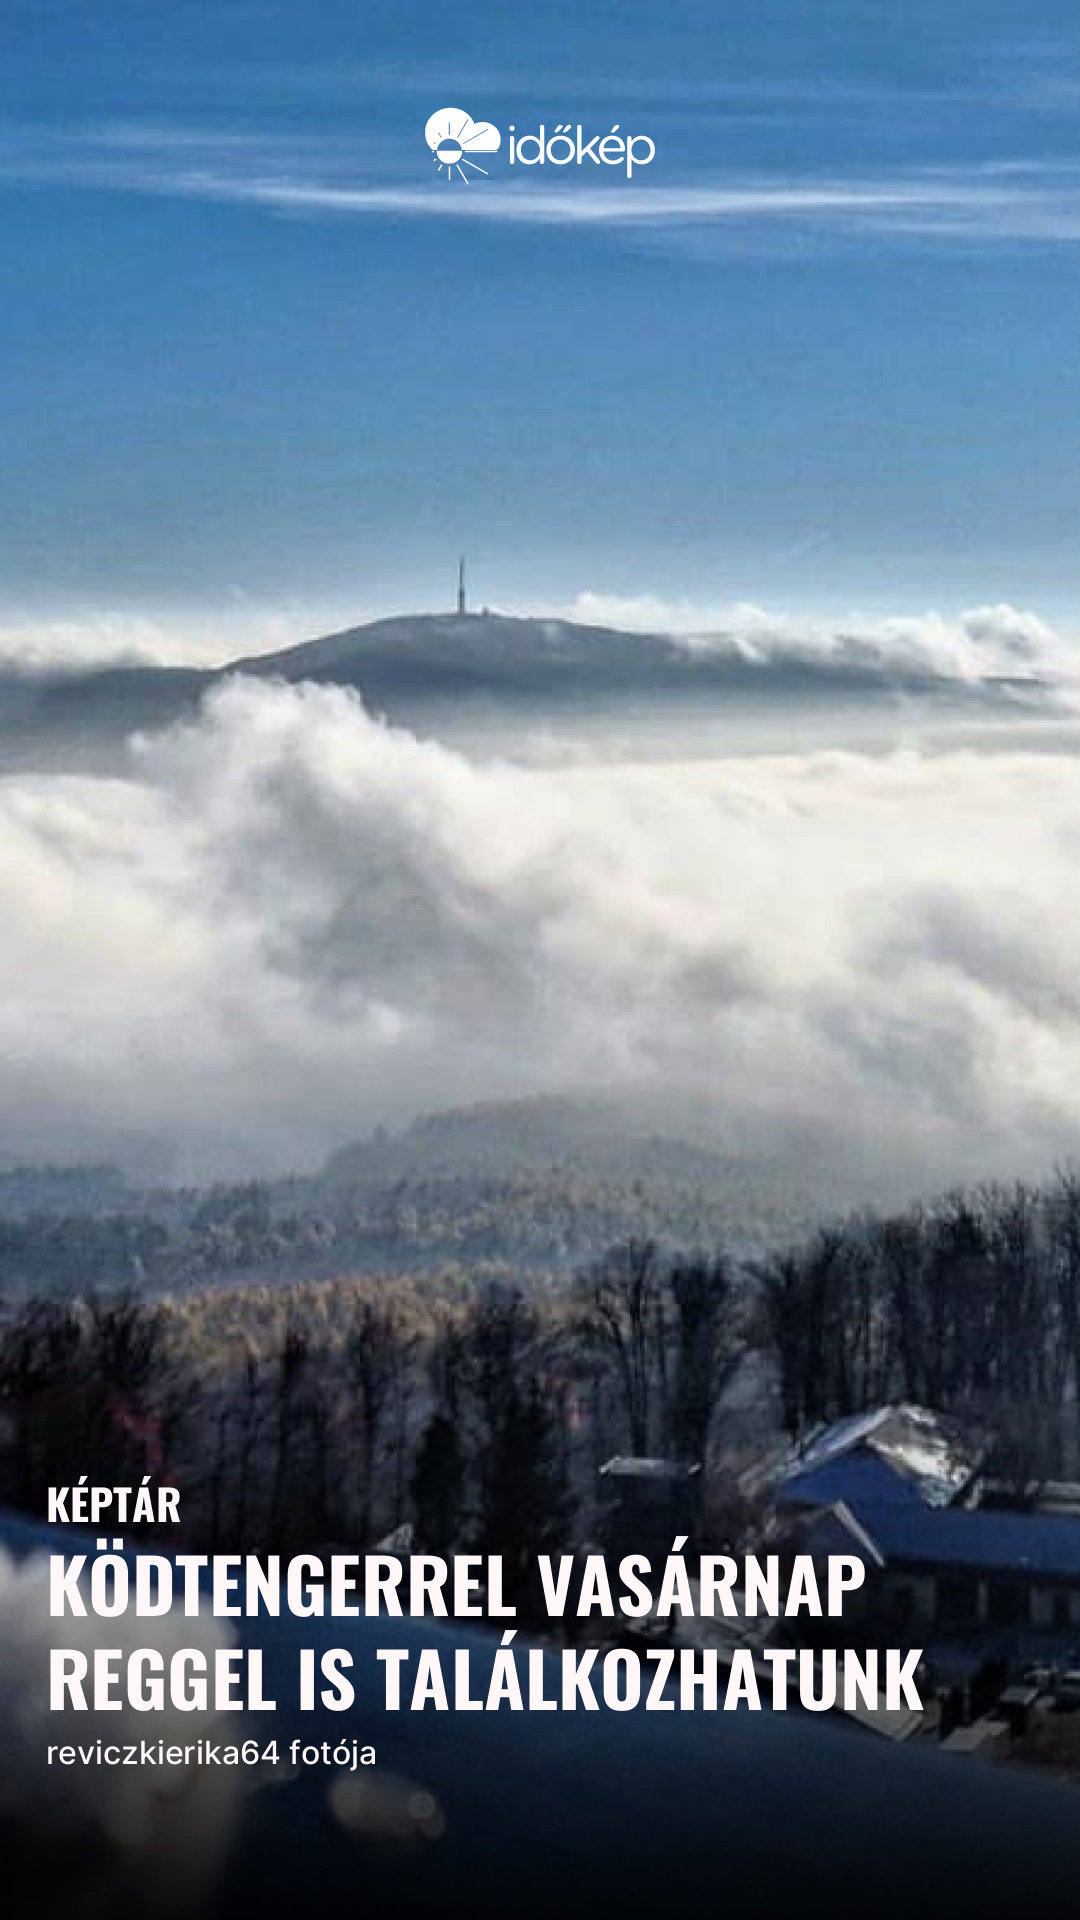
[[5, 0, 1080, 653]]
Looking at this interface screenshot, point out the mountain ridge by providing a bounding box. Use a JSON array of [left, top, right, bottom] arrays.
[[0, 608, 1039, 771]]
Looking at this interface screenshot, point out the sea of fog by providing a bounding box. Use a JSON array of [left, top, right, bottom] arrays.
[[0, 623, 1077, 1194]]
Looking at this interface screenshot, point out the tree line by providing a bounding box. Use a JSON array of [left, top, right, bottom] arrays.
[[0, 1246, 739, 1601], [758, 1173, 1080, 1479], [4, 1171, 1080, 1590]]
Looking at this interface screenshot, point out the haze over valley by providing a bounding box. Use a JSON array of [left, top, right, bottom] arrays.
[[0, 603, 1076, 1205]]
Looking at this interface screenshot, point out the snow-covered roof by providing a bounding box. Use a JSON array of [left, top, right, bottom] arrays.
[[774, 1404, 982, 1509], [599, 1456, 701, 1480]]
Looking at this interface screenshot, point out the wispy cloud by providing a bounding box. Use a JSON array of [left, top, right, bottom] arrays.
[[553, 595, 1079, 686], [0, 597, 373, 671], [6, 126, 1080, 245]]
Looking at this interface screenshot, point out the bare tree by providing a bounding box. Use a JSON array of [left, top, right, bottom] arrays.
[[578, 1240, 663, 1455]]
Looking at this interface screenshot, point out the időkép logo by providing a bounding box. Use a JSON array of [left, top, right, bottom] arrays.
[[425, 108, 655, 182]]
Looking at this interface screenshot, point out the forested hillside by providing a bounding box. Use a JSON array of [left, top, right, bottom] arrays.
[[0, 1101, 886, 1297], [3, 1145, 1080, 1592]]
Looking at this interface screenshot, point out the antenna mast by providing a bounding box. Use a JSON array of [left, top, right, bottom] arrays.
[[457, 555, 466, 616]]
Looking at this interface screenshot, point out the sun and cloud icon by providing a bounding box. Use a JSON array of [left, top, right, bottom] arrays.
[[425, 108, 501, 182]]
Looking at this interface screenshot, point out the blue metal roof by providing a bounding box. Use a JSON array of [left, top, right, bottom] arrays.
[[781, 1449, 930, 1513], [860, 1499, 1080, 1580], [783, 1437, 1080, 1579]]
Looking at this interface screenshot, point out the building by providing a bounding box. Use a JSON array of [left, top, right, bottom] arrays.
[[773, 1404, 1080, 1638], [597, 1456, 702, 1560]]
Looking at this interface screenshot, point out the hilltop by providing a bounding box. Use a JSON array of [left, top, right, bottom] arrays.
[[0, 608, 1018, 771]]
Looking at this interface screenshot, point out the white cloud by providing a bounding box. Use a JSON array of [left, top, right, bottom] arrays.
[[0, 676, 1078, 1184], [0, 601, 378, 672], [555, 593, 1077, 684]]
